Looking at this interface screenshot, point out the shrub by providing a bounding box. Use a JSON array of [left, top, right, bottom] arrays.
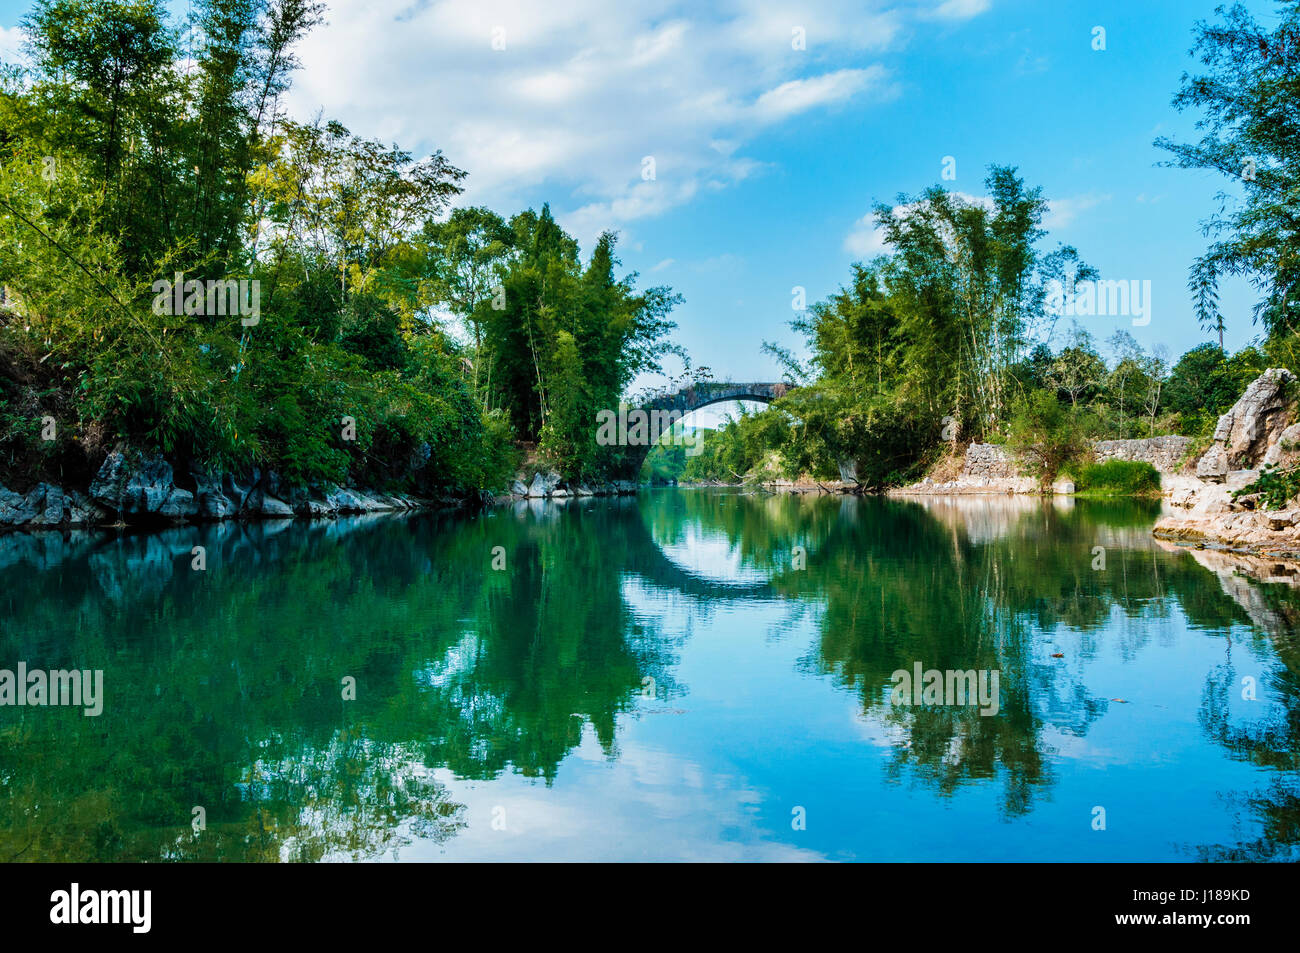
[[1006, 391, 1093, 480], [1232, 464, 1300, 511], [1071, 459, 1161, 496]]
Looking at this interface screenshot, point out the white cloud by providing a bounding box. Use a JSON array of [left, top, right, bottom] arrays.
[[753, 66, 895, 121], [0, 25, 28, 65], [1044, 193, 1111, 230], [926, 0, 992, 20], [283, 0, 978, 244], [844, 213, 889, 257]]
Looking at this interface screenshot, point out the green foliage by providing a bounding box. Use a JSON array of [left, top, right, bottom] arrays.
[[1233, 464, 1300, 511], [479, 212, 682, 478], [1164, 343, 1267, 434], [1071, 460, 1162, 497], [1, 0, 665, 495], [681, 406, 809, 484], [1156, 1, 1300, 341], [1006, 390, 1095, 481]]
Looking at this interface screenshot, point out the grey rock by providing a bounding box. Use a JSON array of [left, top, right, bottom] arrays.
[[961, 443, 1022, 480], [90, 451, 175, 516], [325, 486, 367, 513], [66, 490, 100, 525], [1225, 469, 1261, 492], [0, 484, 26, 524], [158, 487, 198, 520], [1196, 444, 1230, 483], [192, 467, 237, 519], [196, 487, 237, 519], [35, 484, 65, 525], [221, 472, 254, 511], [4, 485, 45, 525], [263, 470, 285, 498], [88, 450, 133, 509], [1196, 368, 1297, 479], [248, 489, 294, 517], [526, 473, 549, 498], [1262, 422, 1300, 469]]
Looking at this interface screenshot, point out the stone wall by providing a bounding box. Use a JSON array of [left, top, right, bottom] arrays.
[[1091, 436, 1193, 473], [960, 443, 1021, 480]]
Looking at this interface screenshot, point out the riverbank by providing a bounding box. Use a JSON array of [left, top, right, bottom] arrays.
[[832, 368, 1300, 564], [0, 445, 654, 531], [0, 446, 461, 531], [1151, 368, 1300, 560]]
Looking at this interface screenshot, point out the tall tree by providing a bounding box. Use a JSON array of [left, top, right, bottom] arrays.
[[1157, 1, 1300, 344]]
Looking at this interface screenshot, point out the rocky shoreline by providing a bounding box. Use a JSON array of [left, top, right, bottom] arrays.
[[0, 448, 443, 530], [1152, 368, 1300, 560], [889, 436, 1194, 498], [0, 449, 653, 532], [880, 368, 1300, 565], [10, 368, 1300, 565], [490, 470, 641, 504]]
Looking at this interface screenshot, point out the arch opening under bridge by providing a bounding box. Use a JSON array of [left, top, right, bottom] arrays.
[[618, 381, 794, 475]]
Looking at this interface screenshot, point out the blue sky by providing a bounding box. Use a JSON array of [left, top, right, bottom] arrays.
[[0, 0, 1279, 403]]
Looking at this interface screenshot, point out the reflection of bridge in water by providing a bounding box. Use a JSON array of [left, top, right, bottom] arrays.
[[622, 512, 778, 599]]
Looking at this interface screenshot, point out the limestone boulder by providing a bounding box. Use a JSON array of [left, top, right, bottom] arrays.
[[1216, 368, 1293, 466], [89, 450, 176, 516], [526, 473, 549, 498], [1262, 422, 1300, 470], [1196, 444, 1230, 482]]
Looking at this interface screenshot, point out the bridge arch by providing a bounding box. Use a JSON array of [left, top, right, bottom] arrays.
[[625, 381, 793, 474]]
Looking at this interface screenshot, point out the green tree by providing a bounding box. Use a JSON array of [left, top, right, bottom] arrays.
[[1157, 1, 1300, 344]]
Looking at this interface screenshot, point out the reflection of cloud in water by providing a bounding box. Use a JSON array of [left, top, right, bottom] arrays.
[[656, 523, 770, 585], [397, 729, 826, 862]]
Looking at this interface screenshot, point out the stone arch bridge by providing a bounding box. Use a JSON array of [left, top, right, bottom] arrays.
[[642, 381, 792, 416], [621, 381, 794, 474]]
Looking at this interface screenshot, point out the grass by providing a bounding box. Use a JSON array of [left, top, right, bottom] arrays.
[[1067, 459, 1162, 498]]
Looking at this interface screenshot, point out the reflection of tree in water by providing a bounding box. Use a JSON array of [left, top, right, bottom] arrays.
[[414, 502, 683, 781], [640, 489, 838, 578], [1186, 555, 1300, 861], [0, 505, 680, 859], [691, 493, 1261, 818], [1, 708, 466, 862], [4, 490, 1298, 859], [776, 498, 1061, 817]]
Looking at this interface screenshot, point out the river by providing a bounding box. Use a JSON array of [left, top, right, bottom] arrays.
[[1, 489, 1296, 861]]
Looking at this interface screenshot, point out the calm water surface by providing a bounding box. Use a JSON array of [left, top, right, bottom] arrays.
[[2, 489, 1297, 861]]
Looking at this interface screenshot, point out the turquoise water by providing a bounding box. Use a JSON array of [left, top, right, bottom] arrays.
[[1, 489, 1296, 861]]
